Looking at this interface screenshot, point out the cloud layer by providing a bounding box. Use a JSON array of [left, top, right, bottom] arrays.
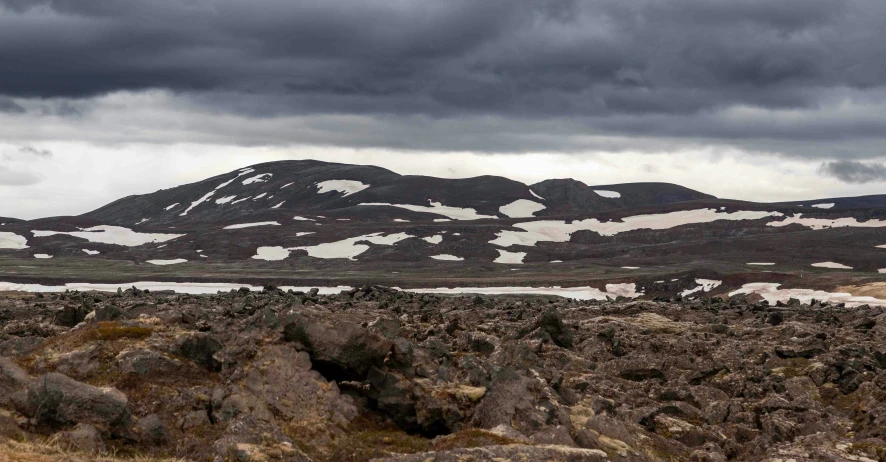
[[0, 0, 883, 156]]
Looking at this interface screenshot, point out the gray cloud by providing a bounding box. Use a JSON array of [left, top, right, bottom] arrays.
[[0, 0, 884, 156], [0, 96, 24, 113], [0, 166, 40, 186], [18, 145, 52, 158], [820, 160, 886, 183]]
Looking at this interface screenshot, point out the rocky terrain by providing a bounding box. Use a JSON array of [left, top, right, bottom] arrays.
[[1, 285, 885, 461]]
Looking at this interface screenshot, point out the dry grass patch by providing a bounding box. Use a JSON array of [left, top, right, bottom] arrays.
[[0, 437, 185, 462]]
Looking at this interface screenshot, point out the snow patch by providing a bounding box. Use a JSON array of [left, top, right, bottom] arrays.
[[252, 246, 291, 261], [135, 218, 150, 225], [293, 216, 315, 221], [529, 189, 545, 200], [33, 226, 183, 247], [681, 279, 722, 297], [272, 201, 285, 209], [812, 261, 852, 269], [231, 197, 249, 204], [431, 254, 464, 261], [492, 209, 783, 247], [768, 214, 886, 230], [253, 193, 267, 200], [296, 232, 315, 237], [0, 232, 29, 249], [242, 173, 272, 185], [747, 262, 775, 266], [295, 232, 414, 260], [422, 235, 443, 244], [164, 203, 179, 211], [811, 203, 835, 209], [499, 199, 546, 218], [360, 200, 497, 220], [0, 281, 351, 295], [594, 190, 621, 199], [82, 249, 100, 255], [34, 254, 53, 259], [223, 221, 281, 230], [550, 260, 563, 263], [621, 266, 639, 270], [180, 191, 215, 216], [730, 283, 886, 308], [404, 283, 642, 301], [393, 219, 410, 222], [146, 259, 187, 266], [316, 180, 370, 197], [215, 196, 237, 205], [494, 249, 526, 264], [280, 182, 294, 189]]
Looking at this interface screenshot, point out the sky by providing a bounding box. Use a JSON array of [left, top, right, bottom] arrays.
[[1, 0, 886, 219]]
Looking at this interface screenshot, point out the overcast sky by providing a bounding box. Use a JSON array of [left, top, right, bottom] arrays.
[[2, 0, 886, 219]]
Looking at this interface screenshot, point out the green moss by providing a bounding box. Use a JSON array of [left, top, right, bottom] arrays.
[[83, 322, 153, 341]]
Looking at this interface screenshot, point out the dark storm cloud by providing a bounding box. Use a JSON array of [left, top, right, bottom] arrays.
[[820, 160, 886, 183], [0, 0, 884, 154]]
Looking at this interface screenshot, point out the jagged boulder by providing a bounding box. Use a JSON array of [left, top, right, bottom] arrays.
[[24, 373, 133, 434], [0, 356, 30, 406], [283, 313, 393, 377]]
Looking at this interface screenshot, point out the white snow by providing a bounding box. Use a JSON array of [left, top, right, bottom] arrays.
[[296, 232, 315, 237], [621, 266, 639, 270], [215, 196, 237, 205], [422, 235, 443, 244], [494, 249, 526, 264], [272, 201, 285, 209], [231, 197, 249, 204], [82, 249, 100, 255], [403, 283, 642, 301], [550, 260, 563, 263], [33, 226, 183, 247], [594, 190, 621, 199], [0, 232, 29, 250], [811, 203, 835, 209], [681, 279, 722, 297], [223, 221, 281, 230], [747, 262, 775, 266], [280, 182, 294, 189], [253, 193, 267, 200], [434, 219, 452, 222], [316, 180, 370, 197], [164, 203, 179, 211], [492, 209, 783, 247], [180, 169, 255, 216], [877, 245, 886, 249], [0, 281, 351, 295], [360, 200, 497, 220], [34, 254, 53, 259], [135, 218, 150, 225], [293, 216, 316, 221], [811, 261, 853, 269], [431, 254, 464, 261], [242, 173, 272, 185], [337, 219, 351, 221], [529, 189, 545, 200], [295, 232, 414, 260], [146, 259, 188, 266], [180, 191, 216, 216], [252, 246, 291, 261], [393, 219, 410, 222], [729, 283, 886, 308], [499, 199, 546, 218], [768, 214, 886, 231]]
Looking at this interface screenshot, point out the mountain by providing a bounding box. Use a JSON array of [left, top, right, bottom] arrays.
[[3, 159, 886, 296]]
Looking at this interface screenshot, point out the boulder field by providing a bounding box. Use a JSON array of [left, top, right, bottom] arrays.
[[0, 285, 884, 461]]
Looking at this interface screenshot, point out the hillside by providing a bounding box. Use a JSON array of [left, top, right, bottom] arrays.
[[1, 160, 886, 301]]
